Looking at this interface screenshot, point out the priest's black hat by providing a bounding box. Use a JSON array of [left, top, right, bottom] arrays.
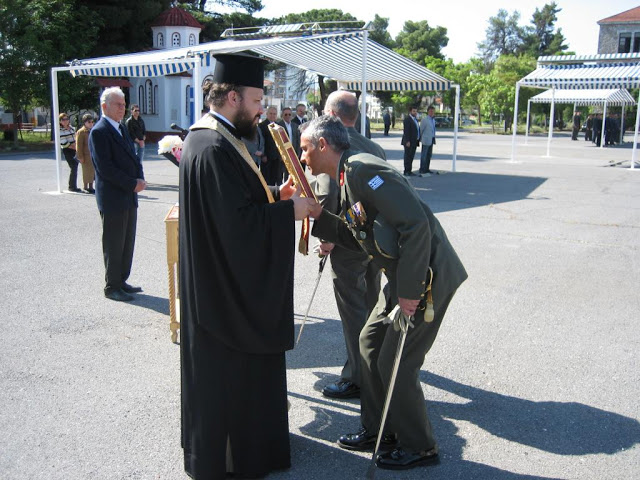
[[212, 54, 266, 89]]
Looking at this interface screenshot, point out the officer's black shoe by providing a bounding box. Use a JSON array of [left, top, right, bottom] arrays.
[[337, 427, 398, 451], [376, 446, 439, 470], [322, 379, 360, 399]]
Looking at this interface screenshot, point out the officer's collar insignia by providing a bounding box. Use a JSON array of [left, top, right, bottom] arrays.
[[368, 175, 384, 190]]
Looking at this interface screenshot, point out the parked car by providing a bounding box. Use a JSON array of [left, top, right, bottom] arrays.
[[434, 117, 452, 128]]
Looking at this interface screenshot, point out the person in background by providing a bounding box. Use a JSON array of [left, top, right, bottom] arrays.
[[75, 113, 96, 193], [277, 106, 302, 170], [313, 90, 386, 400], [59, 113, 80, 193], [383, 110, 391, 136], [292, 103, 307, 126], [242, 121, 265, 167], [258, 106, 283, 185], [89, 87, 146, 302], [572, 111, 581, 141], [585, 114, 593, 142], [401, 106, 421, 177], [125, 104, 146, 162], [419, 106, 437, 176]]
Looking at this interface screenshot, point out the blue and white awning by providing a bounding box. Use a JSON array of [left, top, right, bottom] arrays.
[[529, 88, 636, 106], [520, 59, 640, 89], [65, 31, 451, 92]]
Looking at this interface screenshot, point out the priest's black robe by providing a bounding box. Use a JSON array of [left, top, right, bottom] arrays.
[[179, 121, 296, 479]]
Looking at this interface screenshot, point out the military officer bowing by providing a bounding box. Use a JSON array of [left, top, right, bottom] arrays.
[[302, 116, 468, 471]]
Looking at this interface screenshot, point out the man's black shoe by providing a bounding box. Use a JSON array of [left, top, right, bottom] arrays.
[[105, 289, 134, 302], [403, 172, 422, 177], [322, 380, 360, 399], [338, 427, 398, 451], [122, 283, 143, 293], [376, 446, 439, 470], [68, 187, 82, 193]]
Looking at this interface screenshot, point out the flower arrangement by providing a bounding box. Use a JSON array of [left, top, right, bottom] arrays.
[[158, 135, 183, 166]]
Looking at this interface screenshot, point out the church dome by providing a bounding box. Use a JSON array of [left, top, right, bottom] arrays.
[[151, 6, 203, 29]]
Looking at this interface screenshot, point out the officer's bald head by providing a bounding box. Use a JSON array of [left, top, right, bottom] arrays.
[[324, 90, 359, 126]]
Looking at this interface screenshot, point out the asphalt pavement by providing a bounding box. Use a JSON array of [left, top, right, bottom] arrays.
[[0, 129, 638, 479]]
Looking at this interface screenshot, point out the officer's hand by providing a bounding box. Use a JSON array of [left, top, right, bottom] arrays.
[[309, 202, 323, 219], [318, 242, 334, 256], [398, 297, 419, 317]]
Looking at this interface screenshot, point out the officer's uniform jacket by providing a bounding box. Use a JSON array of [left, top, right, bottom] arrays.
[[312, 152, 467, 311]]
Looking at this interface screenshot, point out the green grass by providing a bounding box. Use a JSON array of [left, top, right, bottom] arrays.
[[1, 131, 54, 152]]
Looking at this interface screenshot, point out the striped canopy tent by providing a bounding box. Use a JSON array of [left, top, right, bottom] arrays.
[[51, 27, 460, 192], [511, 52, 640, 168], [523, 88, 636, 145]]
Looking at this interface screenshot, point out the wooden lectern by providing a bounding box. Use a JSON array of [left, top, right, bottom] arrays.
[[164, 203, 180, 343]]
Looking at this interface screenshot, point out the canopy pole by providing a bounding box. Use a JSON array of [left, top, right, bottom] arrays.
[[510, 82, 520, 162], [525, 99, 531, 145], [51, 68, 62, 193], [545, 88, 555, 158], [452, 84, 460, 172], [360, 30, 368, 137], [620, 104, 626, 144], [193, 59, 203, 121], [631, 90, 640, 170], [600, 101, 608, 149]]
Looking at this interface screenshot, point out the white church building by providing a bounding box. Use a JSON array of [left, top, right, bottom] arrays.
[[125, 6, 310, 141]]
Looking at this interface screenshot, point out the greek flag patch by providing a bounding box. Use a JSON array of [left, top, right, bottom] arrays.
[[368, 175, 384, 190]]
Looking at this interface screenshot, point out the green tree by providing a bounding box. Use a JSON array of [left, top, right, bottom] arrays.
[[522, 2, 568, 57], [395, 20, 448, 64], [0, 0, 98, 145], [77, 0, 170, 57], [477, 9, 525, 68], [369, 14, 394, 49]]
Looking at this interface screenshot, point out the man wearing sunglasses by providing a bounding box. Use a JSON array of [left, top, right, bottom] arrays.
[[126, 104, 146, 162]]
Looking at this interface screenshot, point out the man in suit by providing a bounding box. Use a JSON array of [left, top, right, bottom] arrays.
[[303, 115, 467, 471], [292, 103, 307, 126], [572, 111, 581, 141], [313, 90, 385, 400], [401, 106, 421, 177], [383, 110, 391, 136], [419, 106, 437, 175], [277, 106, 302, 168], [89, 87, 146, 302], [258, 106, 283, 185]]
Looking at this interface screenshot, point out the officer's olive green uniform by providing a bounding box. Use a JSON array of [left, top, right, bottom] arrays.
[[312, 152, 467, 452], [314, 131, 386, 387]]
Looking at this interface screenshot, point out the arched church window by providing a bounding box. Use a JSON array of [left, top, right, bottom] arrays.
[[189, 34, 196, 46], [157, 33, 164, 48], [138, 86, 145, 114], [172, 32, 181, 47], [145, 80, 153, 114], [154, 85, 159, 114]]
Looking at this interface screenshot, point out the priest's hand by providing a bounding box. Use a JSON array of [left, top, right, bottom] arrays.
[[134, 179, 147, 193], [291, 186, 319, 220], [279, 175, 296, 200]]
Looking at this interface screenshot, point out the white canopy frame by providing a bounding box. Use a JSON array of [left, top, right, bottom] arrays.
[[51, 30, 460, 192], [511, 53, 640, 169], [523, 88, 636, 147]]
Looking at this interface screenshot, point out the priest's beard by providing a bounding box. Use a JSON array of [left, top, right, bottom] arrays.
[[234, 105, 260, 138]]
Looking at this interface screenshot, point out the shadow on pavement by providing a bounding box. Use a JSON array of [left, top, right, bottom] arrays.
[[411, 171, 547, 214], [422, 371, 640, 456]]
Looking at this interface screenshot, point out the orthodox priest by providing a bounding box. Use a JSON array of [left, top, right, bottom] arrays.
[[179, 54, 317, 479]]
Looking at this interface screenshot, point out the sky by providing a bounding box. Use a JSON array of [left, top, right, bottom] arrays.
[[226, 0, 640, 63]]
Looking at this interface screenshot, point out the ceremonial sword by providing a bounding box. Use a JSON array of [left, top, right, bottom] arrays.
[[296, 255, 328, 345], [366, 308, 412, 479]]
